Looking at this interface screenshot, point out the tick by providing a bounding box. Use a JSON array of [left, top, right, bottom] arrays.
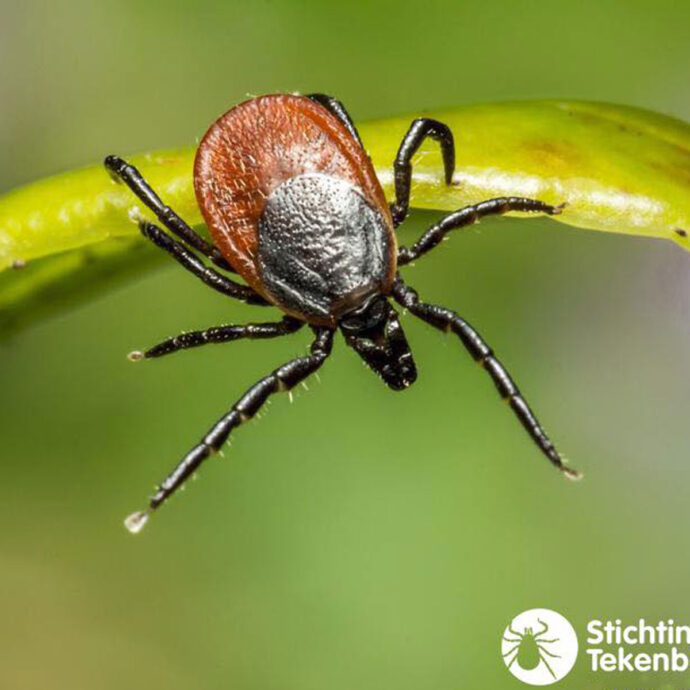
[[105, 93, 580, 533], [503, 619, 561, 679]]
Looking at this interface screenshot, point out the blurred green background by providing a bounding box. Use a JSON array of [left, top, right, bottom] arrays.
[[2, 1, 690, 688]]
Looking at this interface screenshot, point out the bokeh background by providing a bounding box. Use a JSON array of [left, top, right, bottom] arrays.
[[2, 1, 690, 689]]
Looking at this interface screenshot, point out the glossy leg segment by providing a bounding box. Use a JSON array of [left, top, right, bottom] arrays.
[[397, 197, 564, 265], [390, 118, 455, 226], [139, 220, 267, 304], [104, 154, 236, 273], [132, 316, 303, 359], [392, 276, 580, 479], [306, 93, 364, 148], [124, 327, 334, 531]]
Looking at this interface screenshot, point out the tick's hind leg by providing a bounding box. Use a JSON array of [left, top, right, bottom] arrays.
[[104, 155, 235, 273], [124, 327, 334, 533], [392, 275, 581, 479], [397, 197, 564, 265], [139, 220, 267, 305], [390, 118, 456, 226], [537, 649, 558, 679], [306, 93, 363, 148]]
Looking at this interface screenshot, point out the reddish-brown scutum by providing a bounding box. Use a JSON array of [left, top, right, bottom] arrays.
[[193, 94, 396, 324]]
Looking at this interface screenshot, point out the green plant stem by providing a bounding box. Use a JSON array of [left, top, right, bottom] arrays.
[[2, 99, 690, 336]]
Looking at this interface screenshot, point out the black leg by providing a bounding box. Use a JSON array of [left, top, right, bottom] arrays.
[[104, 154, 236, 273], [124, 327, 334, 532], [306, 93, 364, 148], [139, 220, 267, 305], [129, 315, 303, 360], [392, 275, 580, 480], [397, 197, 564, 265], [390, 118, 456, 227]]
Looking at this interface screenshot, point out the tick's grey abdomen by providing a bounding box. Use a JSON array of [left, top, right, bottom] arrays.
[[257, 173, 393, 320]]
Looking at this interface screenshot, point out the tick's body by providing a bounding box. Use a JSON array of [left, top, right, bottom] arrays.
[[195, 95, 396, 324], [503, 620, 561, 679], [105, 93, 580, 533]]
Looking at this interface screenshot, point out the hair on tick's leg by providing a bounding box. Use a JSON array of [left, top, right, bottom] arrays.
[[397, 197, 565, 265], [390, 118, 456, 227], [138, 220, 267, 305], [392, 275, 580, 480], [124, 327, 334, 533], [128, 316, 303, 361]]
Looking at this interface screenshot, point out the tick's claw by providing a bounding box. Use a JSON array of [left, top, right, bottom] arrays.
[[124, 509, 150, 534], [562, 465, 583, 481], [104, 155, 126, 183]]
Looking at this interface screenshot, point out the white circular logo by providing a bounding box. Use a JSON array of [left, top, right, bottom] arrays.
[[501, 608, 578, 685]]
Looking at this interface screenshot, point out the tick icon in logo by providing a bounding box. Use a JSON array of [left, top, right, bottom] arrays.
[[501, 608, 578, 685]]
